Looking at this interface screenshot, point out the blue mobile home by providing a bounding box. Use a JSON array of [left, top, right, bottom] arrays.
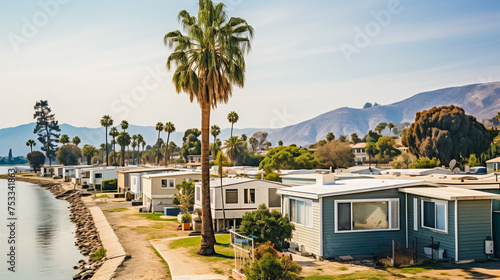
[[278, 178, 500, 262]]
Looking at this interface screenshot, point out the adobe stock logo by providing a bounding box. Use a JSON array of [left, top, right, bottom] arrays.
[[340, 0, 404, 63], [8, 0, 71, 53]]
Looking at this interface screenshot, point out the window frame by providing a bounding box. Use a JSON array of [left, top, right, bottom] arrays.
[[288, 197, 313, 228], [160, 178, 175, 189], [244, 188, 256, 204], [225, 189, 239, 204], [420, 199, 448, 234], [334, 198, 400, 233]]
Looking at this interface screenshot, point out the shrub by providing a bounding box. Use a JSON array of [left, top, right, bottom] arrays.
[[89, 246, 106, 261], [264, 172, 282, 182], [412, 157, 441, 168], [181, 212, 192, 223], [245, 253, 301, 280], [102, 179, 117, 191]]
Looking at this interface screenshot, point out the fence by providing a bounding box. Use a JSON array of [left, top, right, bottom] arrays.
[[377, 237, 443, 267], [230, 231, 254, 276]]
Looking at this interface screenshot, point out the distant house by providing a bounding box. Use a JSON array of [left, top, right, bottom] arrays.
[[280, 172, 336, 186], [194, 178, 290, 231], [185, 155, 214, 168], [117, 168, 180, 194], [486, 157, 500, 173], [278, 176, 500, 262], [40, 165, 64, 177], [142, 171, 202, 212], [350, 143, 368, 164]]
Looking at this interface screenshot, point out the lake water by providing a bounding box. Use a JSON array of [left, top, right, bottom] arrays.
[[0, 166, 84, 279]]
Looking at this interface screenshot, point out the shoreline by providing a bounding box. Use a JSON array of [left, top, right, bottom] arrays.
[[0, 175, 105, 279]]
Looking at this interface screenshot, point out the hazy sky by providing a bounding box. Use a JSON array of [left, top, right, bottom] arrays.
[[1, 0, 500, 131]]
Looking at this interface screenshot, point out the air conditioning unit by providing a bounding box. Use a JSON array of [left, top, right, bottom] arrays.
[[485, 240, 494, 255]]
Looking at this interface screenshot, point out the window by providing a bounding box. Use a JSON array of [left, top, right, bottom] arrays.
[[195, 186, 201, 201], [268, 188, 281, 208], [161, 178, 175, 188], [421, 200, 447, 232], [244, 189, 255, 204], [335, 199, 399, 232], [226, 189, 238, 204], [289, 198, 313, 227], [95, 173, 102, 179]]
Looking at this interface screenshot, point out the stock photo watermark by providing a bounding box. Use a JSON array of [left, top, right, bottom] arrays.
[[8, 0, 71, 53], [340, 0, 403, 63], [6, 169, 17, 272]]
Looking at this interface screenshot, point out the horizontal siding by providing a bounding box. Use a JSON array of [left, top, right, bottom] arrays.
[[289, 198, 320, 256], [322, 189, 406, 258], [458, 200, 491, 261], [408, 195, 455, 261], [475, 189, 500, 211]]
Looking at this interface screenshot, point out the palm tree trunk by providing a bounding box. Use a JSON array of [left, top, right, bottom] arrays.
[[230, 123, 234, 138], [156, 131, 161, 166], [165, 133, 170, 167], [198, 100, 216, 256], [219, 170, 225, 231], [105, 127, 109, 166], [121, 146, 125, 167]]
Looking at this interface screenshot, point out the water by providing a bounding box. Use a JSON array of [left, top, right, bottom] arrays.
[[0, 175, 84, 279]]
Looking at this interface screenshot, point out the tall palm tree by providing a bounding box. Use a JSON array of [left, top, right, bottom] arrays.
[[223, 136, 244, 165], [164, 0, 253, 255], [388, 123, 395, 136], [227, 111, 239, 138], [72, 136, 81, 146], [137, 134, 144, 164], [248, 136, 258, 152], [120, 120, 128, 132], [131, 134, 138, 165], [164, 122, 176, 166], [100, 115, 114, 166], [26, 139, 36, 153], [116, 132, 131, 167], [210, 125, 221, 156], [59, 134, 70, 145], [100, 143, 106, 164], [155, 122, 164, 166], [109, 127, 119, 165]]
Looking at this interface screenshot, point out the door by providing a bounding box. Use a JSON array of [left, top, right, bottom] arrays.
[[494, 212, 500, 258]]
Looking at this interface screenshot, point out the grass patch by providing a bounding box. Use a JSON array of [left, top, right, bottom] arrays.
[[338, 267, 348, 271], [151, 245, 171, 278], [305, 270, 389, 280], [440, 272, 450, 276], [316, 268, 323, 271], [104, 208, 128, 213], [394, 263, 442, 275], [97, 194, 109, 198], [169, 234, 234, 264], [132, 224, 168, 240], [89, 246, 106, 261], [214, 268, 224, 274], [136, 213, 178, 222]]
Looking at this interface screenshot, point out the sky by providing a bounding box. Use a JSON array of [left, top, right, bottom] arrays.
[[1, 0, 500, 131]]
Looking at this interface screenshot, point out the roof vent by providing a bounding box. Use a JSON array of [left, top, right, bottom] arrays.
[[317, 173, 335, 184]]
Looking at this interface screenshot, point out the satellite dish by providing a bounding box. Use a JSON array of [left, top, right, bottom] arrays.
[[449, 159, 456, 170], [453, 167, 460, 174]]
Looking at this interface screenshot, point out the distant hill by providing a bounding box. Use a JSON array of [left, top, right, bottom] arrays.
[[2, 82, 500, 156], [266, 82, 500, 146]]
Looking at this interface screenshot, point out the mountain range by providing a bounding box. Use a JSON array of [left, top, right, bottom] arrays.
[[2, 81, 500, 156]]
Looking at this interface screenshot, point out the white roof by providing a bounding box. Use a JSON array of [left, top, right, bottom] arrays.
[[399, 187, 500, 200], [277, 179, 436, 199], [142, 171, 201, 179]]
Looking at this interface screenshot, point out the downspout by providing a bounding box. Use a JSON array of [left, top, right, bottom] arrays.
[[405, 193, 408, 248], [319, 197, 323, 257], [455, 199, 459, 262]]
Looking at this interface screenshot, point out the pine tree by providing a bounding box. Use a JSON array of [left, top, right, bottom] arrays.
[[33, 100, 61, 165], [8, 149, 13, 164]]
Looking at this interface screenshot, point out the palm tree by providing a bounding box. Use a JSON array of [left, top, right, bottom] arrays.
[[26, 139, 36, 153], [248, 137, 258, 152], [81, 144, 97, 165], [137, 134, 144, 164], [215, 151, 229, 230], [131, 134, 138, 165], [388, 123, 394, 136], [210, 125, 221, 156], [72, 136, 81, 146], [326, 132, 335, 142], [100, 115, 114, 166], [116, 132, 131, 167], [120, 120, 128, 132], [100, 143, 106, 164], [164, 122, 176, 166], [223, 136, 244, 165], [164, 0, 253, 255], [155, 122, 164, 166], [59, 134, 70, 145], [227, 111, 239, 138], [109, 127, 119, 164]]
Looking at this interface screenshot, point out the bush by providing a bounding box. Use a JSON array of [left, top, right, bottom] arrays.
[[412, 157, 441, 168], [102, 179, 117, 191], [27, 151, 46, 172], [245, 253, 301, 280], [181, 212, 192, 223], [89, 246, 106, 261], [264, 172, 282, 182]]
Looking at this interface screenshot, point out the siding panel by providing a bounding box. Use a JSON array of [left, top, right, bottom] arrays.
[[288, 198, 321, 256], [458, 200, 491, 261]]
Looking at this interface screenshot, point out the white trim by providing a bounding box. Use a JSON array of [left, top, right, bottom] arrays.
[[455, 199, 459, 261], [289, 197, 314, 228], [160, 178, 175, 189], [405, 193, 408, 248], [334, 198, 400, 233], [421, 199, 448, 234], [413, 197, 418, 231], [319, 197, 323, 257]]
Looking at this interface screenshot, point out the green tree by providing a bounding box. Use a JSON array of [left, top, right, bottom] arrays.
[[223, 136, 244, 165], [389, 152, 416, 169], [365, 142, 378, 167], [59, 134, 70, 145], [259, 146, 321, 173], [375, 123, 386, 134], [240, 204, 294, 247], [264, 172, 281, 182], [227, 111, 239, 138], [27, 151, 45, 171], [326, 132, 335, 142], [155, 122, 164, 165], [412, 157, 441, 168], [131, 135, 138, 165], [180, 129, 202, 161], [173, 180, 195, 211], [467, 154, 479, 168], [164, 0, 253, 254], [164, 122, 176, 166], [57, 144, 81, 165], [81, 144, 97, 165], [278, 140, 283, 146], [316, 140, 354, 170], [210, 125, 221, 156], [248, 137, 258, 151], [387, 122, 395, 136], [136, 134, 144, 164], [364, 130, 381, 143], [117, 132, 131, 167], [338, 135, 347, 142], [109, 127, 119, 164], [100, 115, 113, 166], [403, 105, 491, 164], [246, 253, 301, 280], [240, 134, 247, 141], [215, 151, 230, 228], [120, 120, 129, 132], [72, 136, 81, 146], [26, 139, 36, 153], [33, 100, 61, 165]]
